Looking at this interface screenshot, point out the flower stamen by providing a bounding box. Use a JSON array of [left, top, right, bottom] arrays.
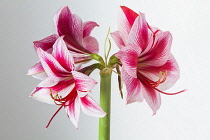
[[145, 71, 168, 88], [138, 71, 185, 95], [46, 105, 63, 128], [46, 88, 78, 128], [153, 87, 186, 95]]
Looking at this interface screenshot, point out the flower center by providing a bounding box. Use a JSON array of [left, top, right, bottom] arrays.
[[50, 88, 77, 106], [146, 71, 168, 88]]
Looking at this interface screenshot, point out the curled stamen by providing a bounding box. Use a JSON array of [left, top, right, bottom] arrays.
[[46, 88, 79, 128], [139, 71, 185, 95], [50, 87, 78, 106], [144, 71, 168, 88], [50, 93, 68, 106], [46, 105, 63, 128], [46, 92, 76, 128], [154, 88, 186, 95]]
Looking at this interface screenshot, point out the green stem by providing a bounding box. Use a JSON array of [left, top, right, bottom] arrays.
[[99, 70, 112, 140]]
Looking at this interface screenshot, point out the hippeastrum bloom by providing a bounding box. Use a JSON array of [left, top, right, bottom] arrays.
[[111, 6, 184, 114], [54, 6, 99, 63], [28, 6, 100, 78], [29, 37, 106, 128]]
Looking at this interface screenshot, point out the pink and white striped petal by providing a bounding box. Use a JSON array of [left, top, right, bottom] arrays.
[[83, 21, 99, 37], [115, 45, 141, 78], [121, 68, 143, 104], [37, 48, 70, 80], [72, 71, 97, 92], [30, 87, 54, 104], [110, 31, 125, 49], [141, 83, 161, 115], [83, 36, 99, 54], [118, 7, 132, 44], [65, 96, 80, 128], [51, 80, 75, 98], [128, 14, 153, 52], [37, 77, 59, 87], [31, 72, 48, 80], [120, 6, 138, 27], [140, 31, 172, 67], [80, 95, 106, 117], [27, 62, 47, 80], [52, 37, 75, 71]]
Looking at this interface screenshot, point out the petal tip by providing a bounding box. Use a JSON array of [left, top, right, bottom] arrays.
[[120, 6, 127, 9], [152, 112, 157, 116]]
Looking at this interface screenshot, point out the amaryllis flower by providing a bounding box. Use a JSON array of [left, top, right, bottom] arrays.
[[28, 6, 100, 78], [111, 6, 184, 114], [29, 37, 106, 128], [54, 6, 99, 63], [28, 6, 99, 79]]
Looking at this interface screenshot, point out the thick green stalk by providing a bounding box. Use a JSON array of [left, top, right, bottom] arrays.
[[99, 70, 112, 140]]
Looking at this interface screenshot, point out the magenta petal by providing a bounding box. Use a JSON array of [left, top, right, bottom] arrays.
[[120, 6, 139, 26], [33, 34, 58, 52], [83, 36, 99, 54], [110, 31, 125, 49], [56, 7, 83, 49], [65, 96, 80, 128], [27, 62, 47, 80], [140, 31, 172, 67], [71, 71, 97, 92], [121, 68, 143, 104], [71, 14, 83, 45], [83, 21, 99, 37], [142, 83, 161, 115], [80, 95, 106, 117], [128, 14, 153, 51], [52, 37, 75, 71], [37, 48, 70, 80], [30, 87, 54, 104], [55, 6, 73, 36], [51, 80, 75, 98], [115, 45, 141, 78]]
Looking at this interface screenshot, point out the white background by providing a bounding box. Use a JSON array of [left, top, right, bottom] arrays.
[[1, 0, 210, 140]]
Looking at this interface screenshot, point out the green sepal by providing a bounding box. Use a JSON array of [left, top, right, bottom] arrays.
[[79, 63, 104, 75], [107, 54, 118, 68], [91, 54, 105, 68]]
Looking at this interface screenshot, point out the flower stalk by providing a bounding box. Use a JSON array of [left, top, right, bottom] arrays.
[[99, 69, 112, 140]]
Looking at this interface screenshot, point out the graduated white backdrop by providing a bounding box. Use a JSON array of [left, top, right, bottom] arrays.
[[1, 0, 210, 140]]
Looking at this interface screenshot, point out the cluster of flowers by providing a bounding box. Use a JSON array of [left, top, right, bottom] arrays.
[[28, 6, 183, 128]]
